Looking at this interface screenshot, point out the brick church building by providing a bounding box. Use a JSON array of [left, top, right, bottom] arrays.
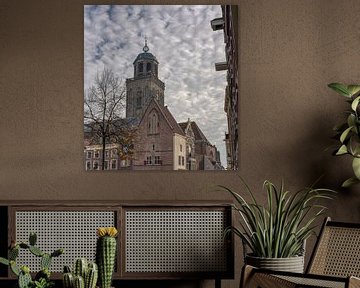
[[84, 40, 222, 171]]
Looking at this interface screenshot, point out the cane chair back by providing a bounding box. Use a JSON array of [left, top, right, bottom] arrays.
[[307, 217, 360, 278]]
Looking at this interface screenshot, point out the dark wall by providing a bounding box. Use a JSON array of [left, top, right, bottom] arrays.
[[1, 1, 360, 287], [238, 0, 360, 222]]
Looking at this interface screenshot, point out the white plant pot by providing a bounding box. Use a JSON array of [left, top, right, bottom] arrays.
[[245, 254, 305, 273]]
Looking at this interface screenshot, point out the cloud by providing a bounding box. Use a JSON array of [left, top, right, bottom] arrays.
[[84, 5, 228, 167]]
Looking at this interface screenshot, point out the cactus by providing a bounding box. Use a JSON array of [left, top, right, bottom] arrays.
[[74, 258, 88, 279], [35, 268, 51, 281], [9, 246, 19, 260], [29, 232, 37, 246], [63, 271, 74, 288], [41, 253, 52, 270], [51, 248, 64, 258], [10, 260, 20, 276], [63, 259, 98, 288], [96, 227, 118, 288], [29, 245, 44, 257], [18, 270, 32, 288], [0, 233, 63, 288], [0, 257, 9, 266], [85, 262, 98, 288], [73, 275, 85, 288]]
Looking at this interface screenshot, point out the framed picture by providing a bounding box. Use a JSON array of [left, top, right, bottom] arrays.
[[84, 5, 238, 171]]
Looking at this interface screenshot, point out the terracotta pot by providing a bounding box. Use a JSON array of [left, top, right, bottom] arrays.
[[245, 254, 304, 273]]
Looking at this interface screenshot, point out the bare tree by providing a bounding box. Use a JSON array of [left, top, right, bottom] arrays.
[[84, 68, 135, 170]]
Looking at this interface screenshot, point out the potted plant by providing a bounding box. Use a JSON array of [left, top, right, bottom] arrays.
[[328, 82, 360, 187], [221, 177, 334, 273]]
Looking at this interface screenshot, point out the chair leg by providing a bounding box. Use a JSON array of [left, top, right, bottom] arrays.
[[240, 265, 255, 288]]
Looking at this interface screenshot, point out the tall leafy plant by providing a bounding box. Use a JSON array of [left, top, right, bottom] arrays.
[[221, 178, 334, 258], [328, 83, 360, 187]]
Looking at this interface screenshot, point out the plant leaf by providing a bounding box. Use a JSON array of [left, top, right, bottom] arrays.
[[328, 83, 351, 97], [0, 257, 9, 266], [351, 96, 360, 111], [342, 177, 360, 188], [336, 145, 348, 155], [347, 85, 360, 97], [352, 157, 360, 179], [340, 126, 353, 143]]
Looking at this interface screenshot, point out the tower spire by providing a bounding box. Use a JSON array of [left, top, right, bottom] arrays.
[[143, 35, 149, 53]]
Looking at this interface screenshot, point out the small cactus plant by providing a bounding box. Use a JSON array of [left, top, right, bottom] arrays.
[[0, 232, 63, 288], [96, 227, 118, 288], [62, 259, 98, 288]]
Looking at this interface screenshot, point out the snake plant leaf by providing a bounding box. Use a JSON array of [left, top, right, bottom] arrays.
[[347, 85, 360, 97], [328, 83, 351, 97], [342, 177, 360, 188], [352, 157, 360, 179], [351, 96, 360, 111], [336, 144, 348, 155]]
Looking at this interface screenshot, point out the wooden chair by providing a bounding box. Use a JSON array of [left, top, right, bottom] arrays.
[[241, 217, 360, 288]]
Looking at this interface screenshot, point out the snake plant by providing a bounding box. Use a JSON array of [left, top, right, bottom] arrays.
[[221, 176, 335, 258]]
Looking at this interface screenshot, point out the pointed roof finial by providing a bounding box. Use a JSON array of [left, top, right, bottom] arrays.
[[143, 35, 149, 53]]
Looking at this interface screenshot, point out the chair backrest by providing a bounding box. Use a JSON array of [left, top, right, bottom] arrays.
[[307, 217, 360, 277]]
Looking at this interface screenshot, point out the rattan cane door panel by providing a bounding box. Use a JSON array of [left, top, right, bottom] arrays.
[[14, 209, 116, 273], [123, 207, 231, 278]]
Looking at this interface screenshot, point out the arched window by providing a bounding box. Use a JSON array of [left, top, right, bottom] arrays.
[[138, 63, 143, 73], [147, 63, 151, 73], [148, 111, 159, 134]]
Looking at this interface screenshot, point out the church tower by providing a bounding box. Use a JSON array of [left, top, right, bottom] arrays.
[[126, 38, 165, 122]]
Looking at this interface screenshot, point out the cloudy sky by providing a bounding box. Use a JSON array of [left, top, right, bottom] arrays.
[[84, 5, 228, 168]]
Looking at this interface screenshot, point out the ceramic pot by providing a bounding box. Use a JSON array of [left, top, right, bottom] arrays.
[[245, 254, 304, 273]]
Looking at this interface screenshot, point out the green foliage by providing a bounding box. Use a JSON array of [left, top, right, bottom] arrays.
[[221, 176, 335, 258], [32, 278, 54, 288], [329, 82, 360, 187], [0, 232, 64, 288]]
